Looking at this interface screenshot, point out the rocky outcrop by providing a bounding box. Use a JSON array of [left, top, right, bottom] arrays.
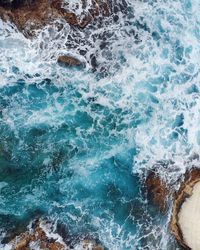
[[12, 221, 65, 250], [170, 168, 200, 250], [0, 0, 130, 71], [9, 219, 104, 250], [146, 168, 200, 249], [0, 0, 76, 36], [0, 0, 112, 36], [146, 171, 169, 213], [57, 55, 85, 68]]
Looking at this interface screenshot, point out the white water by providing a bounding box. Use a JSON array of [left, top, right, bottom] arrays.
[[0, 0, 200, 249]]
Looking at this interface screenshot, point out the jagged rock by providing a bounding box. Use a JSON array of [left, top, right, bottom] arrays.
[[9, 219, 104, 250], [12, 220, 65, 250], [0, 0, 59, 36], [57, 55, 85, 68], [170, 168, 200, 250], [0, 0, 129, 71], [146, 168, 200, 249], [0, 0, 115, 36], [146, 171, 169, 213]]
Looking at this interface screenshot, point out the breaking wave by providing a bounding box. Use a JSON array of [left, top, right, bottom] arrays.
[[0, 0, 200, 249]]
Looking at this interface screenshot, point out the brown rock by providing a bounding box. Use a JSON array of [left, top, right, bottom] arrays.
[[15, 235, 29, 250], [0, 0, 58, 36], [9, 220, 105, 250], [169, 168, 200, 250], [51, 0, 79, 26], [0, 0, 115, 36], [146, 168, 200, 249], [146, 171, 169, 213], [57, 55, 85, 68], [11, 221, 65, 250]]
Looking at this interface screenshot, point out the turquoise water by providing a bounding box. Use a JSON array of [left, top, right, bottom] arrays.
[[1, 0, 200, 249]]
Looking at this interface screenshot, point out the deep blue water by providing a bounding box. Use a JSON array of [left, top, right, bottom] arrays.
[[0, 79, 148, 249], [1, 0, 200, 249]]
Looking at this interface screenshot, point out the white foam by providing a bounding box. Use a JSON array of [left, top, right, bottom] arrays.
[[1, 0, 200, 249]]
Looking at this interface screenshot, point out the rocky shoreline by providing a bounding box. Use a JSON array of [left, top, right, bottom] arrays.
[[0, 0, 109, 34], [146, 168, 200, 250], [1, 1, 199, 249], [145, 171, 169, 213], [170, 168, 200, 250], [8, 219, 104, 250], [0, 0, 130, 71], [0, 0, 126, 37]]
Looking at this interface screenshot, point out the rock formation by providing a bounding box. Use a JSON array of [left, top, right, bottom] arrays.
[[0, 0, 112, 36], [146, 171, 169, 213], [57, 55, 85, 68], [12, 221, 65, 250], [170, 168, 200, 250], [9, 219, 104, 250], [0, 0, 130, 71], [146, 168, 200, 249]]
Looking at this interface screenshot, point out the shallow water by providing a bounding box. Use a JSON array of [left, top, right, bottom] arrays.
[[0, 0, 200, 249]]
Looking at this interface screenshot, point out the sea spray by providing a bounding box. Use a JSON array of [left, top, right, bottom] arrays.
[[0, 0, 200, 249]]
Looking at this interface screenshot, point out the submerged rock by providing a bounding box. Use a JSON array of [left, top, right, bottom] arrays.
[[170, 168, 200, 250], [74, 239, 104, 250], [57, 55, 85, 68], [146, 171, 169, 213]]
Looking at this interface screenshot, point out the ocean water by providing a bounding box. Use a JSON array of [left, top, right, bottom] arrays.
[[0, 0, 200, 249]]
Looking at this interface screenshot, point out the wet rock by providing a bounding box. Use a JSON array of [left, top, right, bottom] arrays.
[[0, 0, 56, 36], [51, 0, 79, 26], [75, 239, 104, 250], [146, 168, 200, 249], [11, 220, 65, 250], [0, 0, 131, 72], [57, 55, 85, 68], [146, 171, 169, 213], [0, 0, 130, 35], [90, 54, 98, 70], [0, 0, 32, 8], [0, 0, 80, 36], [170, 168, 200, 250], [9, 219, 104, 250], [0, 0, 118, 36]]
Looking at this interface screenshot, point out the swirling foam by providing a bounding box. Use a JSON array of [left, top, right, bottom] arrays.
[[0, 0, 200, 249]]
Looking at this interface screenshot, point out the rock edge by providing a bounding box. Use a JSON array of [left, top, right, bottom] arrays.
[[169, 168, 200, 250]]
